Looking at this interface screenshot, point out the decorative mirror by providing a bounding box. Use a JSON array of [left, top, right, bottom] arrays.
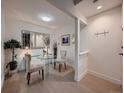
[[21, 30, 50, 49]]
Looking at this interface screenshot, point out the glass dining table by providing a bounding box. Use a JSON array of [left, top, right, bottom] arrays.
[[37, 55, 55, 78]]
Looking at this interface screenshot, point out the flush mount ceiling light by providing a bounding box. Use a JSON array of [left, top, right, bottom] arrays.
[[41, 16, 52, 22], [97, 5, 103, 10], [39, 13, 54, 22]]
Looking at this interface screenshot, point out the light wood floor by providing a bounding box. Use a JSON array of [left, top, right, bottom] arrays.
[[2, 66, 122, 93]]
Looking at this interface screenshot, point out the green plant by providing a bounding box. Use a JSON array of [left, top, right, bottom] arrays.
[[4, 39, 21, 71]]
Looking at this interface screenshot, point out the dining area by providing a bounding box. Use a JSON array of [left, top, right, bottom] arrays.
[[23, 48, 70, 85], [3, 27, 75, 86]]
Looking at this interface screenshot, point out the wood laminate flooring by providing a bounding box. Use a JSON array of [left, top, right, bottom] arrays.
[[2, 65, 122, 93]]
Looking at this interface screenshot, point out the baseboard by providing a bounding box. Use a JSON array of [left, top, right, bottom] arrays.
[[88, 70, 121, 85], [76, 69, 87, 81], [1, 76, 4, 91]]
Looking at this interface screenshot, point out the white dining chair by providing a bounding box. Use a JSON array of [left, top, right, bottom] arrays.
[[24, 54, 44, 85], [54, 50, 67, 72]]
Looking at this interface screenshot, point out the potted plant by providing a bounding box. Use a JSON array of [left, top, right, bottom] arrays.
[[4, 39, 21, 75]]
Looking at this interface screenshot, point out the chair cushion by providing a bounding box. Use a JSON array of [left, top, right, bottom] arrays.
[[55, 58, 66, 63], [29, 58, 44, 72], [29, 66, 43, 73]]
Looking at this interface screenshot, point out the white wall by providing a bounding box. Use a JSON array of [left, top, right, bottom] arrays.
[[5, 14, 54, 41], [53, 22, 75, 68], [1, 1, 6, 88], [80, 6, 122, 84], [5, 11, 54, 71]]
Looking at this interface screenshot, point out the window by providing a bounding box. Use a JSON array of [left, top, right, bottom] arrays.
[[22, 33, 30, 48]]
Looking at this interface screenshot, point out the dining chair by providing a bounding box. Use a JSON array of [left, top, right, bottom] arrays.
[[25, 54, 44, 85], [54, 50, 67, 72]]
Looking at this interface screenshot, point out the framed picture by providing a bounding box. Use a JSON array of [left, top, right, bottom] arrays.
[[61, 34, 70, 46]]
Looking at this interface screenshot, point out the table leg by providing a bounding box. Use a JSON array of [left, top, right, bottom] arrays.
[[54, 62, 56, 69]]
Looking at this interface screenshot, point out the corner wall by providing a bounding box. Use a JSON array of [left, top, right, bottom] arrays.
[[80, 6, 122, 84]]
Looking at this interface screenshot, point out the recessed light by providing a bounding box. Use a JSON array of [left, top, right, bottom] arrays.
[[41, 16, 52, 22], [97, 6, 103, 10]]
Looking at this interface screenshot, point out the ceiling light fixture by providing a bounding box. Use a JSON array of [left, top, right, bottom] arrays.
[[41, 16, 52, 22], [97, 5, 103, 10]]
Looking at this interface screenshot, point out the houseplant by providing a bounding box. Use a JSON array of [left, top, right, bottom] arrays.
[[4, 39, 21, 71]]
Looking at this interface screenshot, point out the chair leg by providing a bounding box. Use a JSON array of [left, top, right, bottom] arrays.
[[27, 72, 30, 85], [42, 69, 44, 80], [39, 70, 40, 75], [64, 63, 67, 70], [59, 64, 62, 72], [54, 62, 56, 69], [26, 73, 28, 80]]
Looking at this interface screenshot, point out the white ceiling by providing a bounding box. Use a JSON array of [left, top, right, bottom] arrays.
[[5, 0, 122, 30], [75, 0, 122, 18], [5, 0, 74, 30]]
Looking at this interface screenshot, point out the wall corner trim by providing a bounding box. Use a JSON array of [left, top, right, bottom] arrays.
[[75, 69, 87, 81], [88, 70, 122, 85], [1, 76, 4, 91]]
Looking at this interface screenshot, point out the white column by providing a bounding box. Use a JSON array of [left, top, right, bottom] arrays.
[[74, 18, 80, 81]]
